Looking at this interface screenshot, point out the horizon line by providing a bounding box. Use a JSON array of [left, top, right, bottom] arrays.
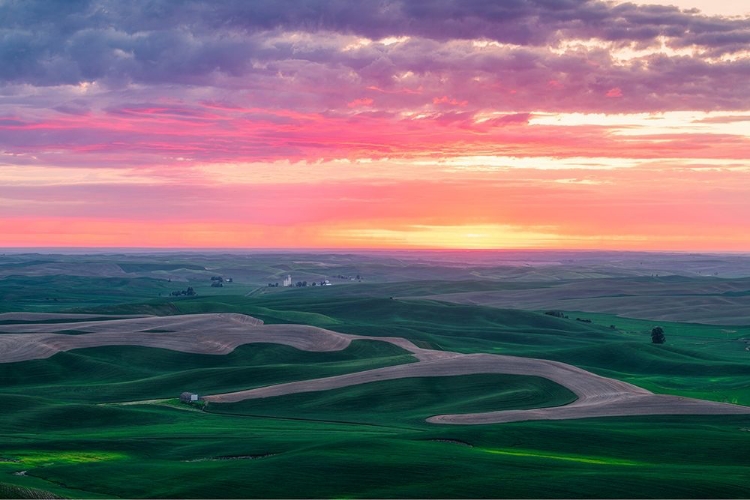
[[2, 247, 750, 256]]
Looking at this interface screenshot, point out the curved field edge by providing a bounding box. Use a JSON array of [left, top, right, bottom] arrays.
[[207, 374, 578, 425], [1, 311, 750, 497], [0, 340, 417, 406], [3, 313, 749, 425], [92, 294, 749, 406]]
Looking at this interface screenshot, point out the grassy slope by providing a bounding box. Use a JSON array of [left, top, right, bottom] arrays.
[[0, 340, 591, 499], [86, 288, 750, 404], [0, 339, 415, 410], [210, 374, 577, 424], [547, 310, 750, 404], [2, 278, 749, 497], [1, 393, 748, 498], [0, 276, 173, 313]]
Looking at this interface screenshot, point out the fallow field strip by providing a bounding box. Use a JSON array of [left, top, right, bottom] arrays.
[[2, 313, 749, 424]]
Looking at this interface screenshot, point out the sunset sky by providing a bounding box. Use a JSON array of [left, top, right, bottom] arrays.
[[1, 0, 749, 250]]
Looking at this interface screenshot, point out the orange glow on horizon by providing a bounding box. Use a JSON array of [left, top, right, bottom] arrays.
[[3, 218, 750, 252]]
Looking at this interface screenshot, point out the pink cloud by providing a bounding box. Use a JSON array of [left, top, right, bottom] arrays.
[[347, 98, 374, 108], [3, 108, 750, 170], [433, 96, 468, 107], [607, 87, 623, 98]]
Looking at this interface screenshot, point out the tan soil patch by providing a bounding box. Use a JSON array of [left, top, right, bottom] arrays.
[[2, 313, 749, 425], [0, 314, 351, 363], [0, 312, 145, 322]]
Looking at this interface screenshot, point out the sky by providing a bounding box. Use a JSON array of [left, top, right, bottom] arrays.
[[1, 0, 749, 251]]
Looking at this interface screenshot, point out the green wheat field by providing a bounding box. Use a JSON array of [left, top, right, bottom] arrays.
[[1, 252, 749, 498]]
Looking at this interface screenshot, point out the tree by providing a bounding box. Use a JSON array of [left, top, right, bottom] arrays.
[[651, 326, 666, 344]]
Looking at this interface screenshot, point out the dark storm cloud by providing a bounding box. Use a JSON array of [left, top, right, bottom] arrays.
[[2, 0, 749, 82], [3, 1, 748, 44], [0, 0, 749, 113]]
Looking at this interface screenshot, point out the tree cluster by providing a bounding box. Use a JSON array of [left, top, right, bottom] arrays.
[[544, 311, 568, 318], [651, 326, 666, 344]]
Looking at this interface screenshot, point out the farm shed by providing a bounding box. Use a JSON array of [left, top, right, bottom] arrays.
[[180, 392, 199, 403]]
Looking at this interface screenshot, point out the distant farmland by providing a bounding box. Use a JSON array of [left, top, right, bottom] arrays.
[[1, 252, 749, 498]]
